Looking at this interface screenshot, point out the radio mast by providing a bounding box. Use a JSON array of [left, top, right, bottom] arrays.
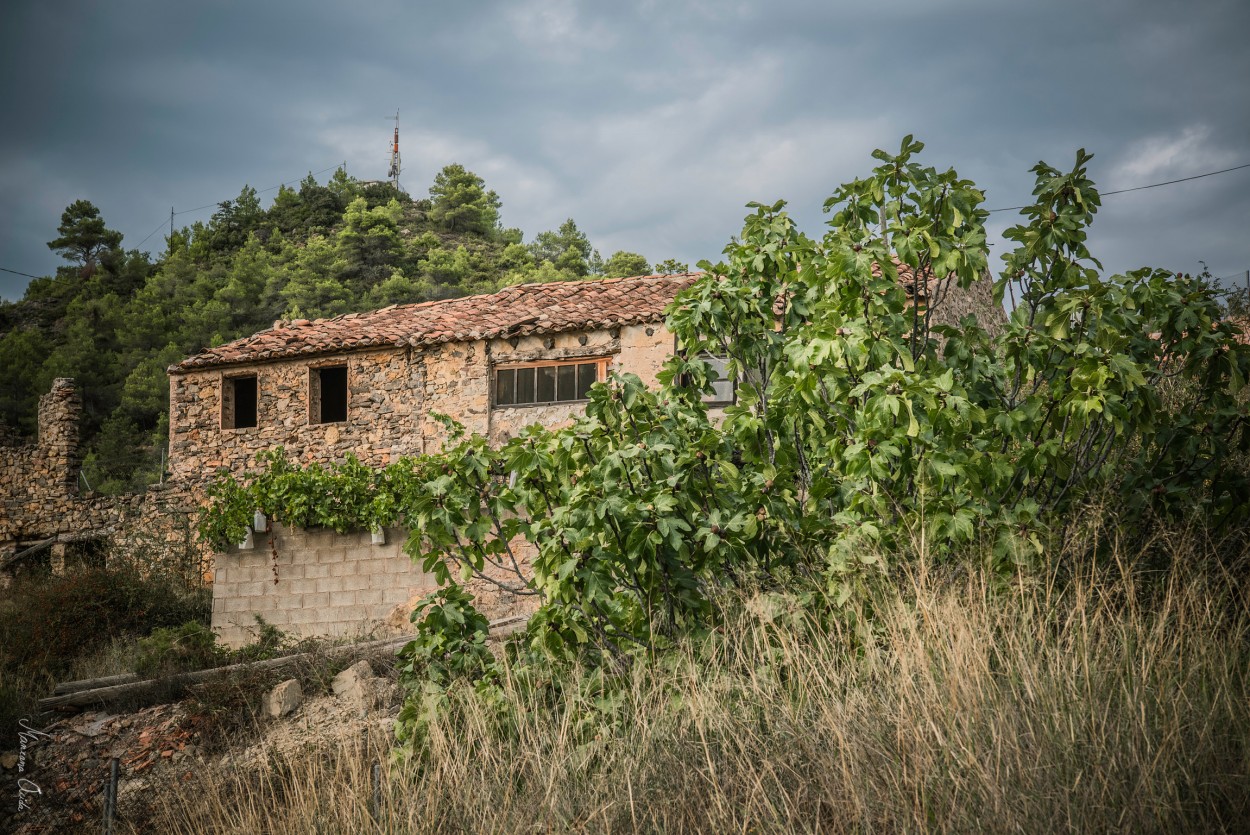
[[387, 111, 401, 192]]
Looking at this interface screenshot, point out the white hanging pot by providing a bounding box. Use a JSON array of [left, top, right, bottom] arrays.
[[370, 526, 386, 546], [253, 511, 268, 532], [238, 529, 255, 551]]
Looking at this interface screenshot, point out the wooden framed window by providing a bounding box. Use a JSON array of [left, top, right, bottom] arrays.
[[309, 365, 348, 424], [221, 374, 258, 430], [494, 358, 609, 407]]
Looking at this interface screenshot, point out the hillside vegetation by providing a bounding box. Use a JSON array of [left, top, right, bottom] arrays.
[[0, 165, 679, 493]]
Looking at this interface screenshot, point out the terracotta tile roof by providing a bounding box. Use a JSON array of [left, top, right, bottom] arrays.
[[170, 273, 701, 373]]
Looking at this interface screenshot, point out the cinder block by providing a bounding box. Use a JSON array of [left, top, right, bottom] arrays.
[[289, 578, 318, 595], [235, 581, 266, 598], [289, 607, 321, 625], [276, 561, 306, 581], [356, 589, 385, 606], [330, 561, 356, 577], [304, 563, 331, 579], [302, 592, 329, 609], [318, 548, 348, 565], [329, 590, 356, 607], [331, 603, 369, 622], [262, 608, 291, 626], [316, 576, 344, 593], [342, 573, 370, 591], [219, 595, 250, 614], [383, 587, 414, 605]]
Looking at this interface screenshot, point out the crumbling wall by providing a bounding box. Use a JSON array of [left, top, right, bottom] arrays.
[[0, 378, 81, 542], [929, 270, 1008, 338], [0, 379, 207, 583]]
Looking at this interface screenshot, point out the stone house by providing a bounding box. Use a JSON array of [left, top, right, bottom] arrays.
[[163, 268, 1006, 645], [167, 274, 700, 644]]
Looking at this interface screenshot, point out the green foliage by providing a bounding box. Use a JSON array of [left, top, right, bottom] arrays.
[[428, 163, 501, 235], [196, 139, 1250, 756], [529, 218, 595, 277], [654, 258, 690, 274], [196, 449, 402, 550], [602, 250, 651, 278], [0, 565, 209, 676], [135, 620, 223, 676], [46, 199, 123, 270]]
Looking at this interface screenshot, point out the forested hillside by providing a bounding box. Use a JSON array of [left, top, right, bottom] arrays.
[[0, 165, 684, 493]]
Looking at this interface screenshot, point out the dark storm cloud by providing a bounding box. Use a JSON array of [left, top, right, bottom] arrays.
[[2, 0, 1247, 301]]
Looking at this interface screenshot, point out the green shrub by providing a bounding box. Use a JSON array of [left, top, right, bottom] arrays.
[[0, 565, 209, 676], [135, 621, 223, 677]]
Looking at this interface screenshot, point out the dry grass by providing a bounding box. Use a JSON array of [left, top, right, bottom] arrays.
[[140, 530, 1250, 834]]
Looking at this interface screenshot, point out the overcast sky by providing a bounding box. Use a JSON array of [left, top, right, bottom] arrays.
[[2, 0, 1248, 302]]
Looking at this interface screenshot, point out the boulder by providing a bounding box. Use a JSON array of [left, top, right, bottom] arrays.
[[331, 660, 394, 710], [264, 678, 303, 719], [331, 660, 375, 702]]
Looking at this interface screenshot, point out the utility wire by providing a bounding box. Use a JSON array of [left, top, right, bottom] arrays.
[[128, 161, 347, 253], [987, 162, 1250, 213], [172, 162, 344, 217], [134, 217, 172, 250], [0, 266, 42, 280]]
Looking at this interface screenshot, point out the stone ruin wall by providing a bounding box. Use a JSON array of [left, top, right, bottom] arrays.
[[0, 379, 205, 585], [929, 269, 1008, 338]]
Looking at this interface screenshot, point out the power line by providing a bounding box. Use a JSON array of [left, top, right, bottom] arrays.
[[987, 162, 1250, 213], [172, 162, 344, 217], [134, 218, 171, 250], [0, 266, 43, 280], [127, 162, 347, 254]]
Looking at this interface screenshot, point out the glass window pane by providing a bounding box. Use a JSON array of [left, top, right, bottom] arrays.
[[576, 363, 597, 399], [704, 356, 734, 404], [557, 364, 576, 401], [537, 366, 557, 403], [517, 367, 536, 404], [496, 368, 515, 406]]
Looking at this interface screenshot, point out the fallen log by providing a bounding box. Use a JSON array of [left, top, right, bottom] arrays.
[[38, 614, 531, 713], [54, 672, 142, 695]]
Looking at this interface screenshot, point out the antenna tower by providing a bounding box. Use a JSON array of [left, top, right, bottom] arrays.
[[386, 111, 401, 192]]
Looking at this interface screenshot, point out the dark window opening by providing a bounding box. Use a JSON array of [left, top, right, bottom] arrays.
[[223, 375, 258, 429], [494, 360, 603, 407], [312, 366, 348, 424]]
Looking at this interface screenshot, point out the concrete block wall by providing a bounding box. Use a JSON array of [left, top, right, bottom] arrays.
[[210, 522, 435, 647]]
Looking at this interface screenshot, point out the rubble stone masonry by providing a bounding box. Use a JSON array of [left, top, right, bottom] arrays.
[[167, 323, 674, 478], [0, 379, 203, 582]]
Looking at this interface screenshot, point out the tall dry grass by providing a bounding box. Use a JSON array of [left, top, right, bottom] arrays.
[[142, 527, 1250, 834]]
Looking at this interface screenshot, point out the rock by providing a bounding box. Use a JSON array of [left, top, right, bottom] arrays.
[[0, 752, 17, 770], [385, 594, 424, 632], [264, 679, 303, 719], [331, 660, 377, 708], [77, 713, 117, 738]]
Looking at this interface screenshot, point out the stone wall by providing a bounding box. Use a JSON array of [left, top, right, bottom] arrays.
[[173, 324, 674, 640], [0, 379, 206, 584], [929, 269, 1008, 338], [169, 323, 676, 475], [0, 379, 81, 547]]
